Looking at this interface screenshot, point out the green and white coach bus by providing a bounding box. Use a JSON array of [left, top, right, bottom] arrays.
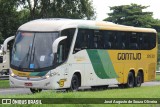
[[8, 19, 157, 93]]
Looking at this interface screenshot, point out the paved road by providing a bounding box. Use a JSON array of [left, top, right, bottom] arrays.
[[0, 81, 160, 95], [0, 75, 9, 80], [0, 88, 31, 95]]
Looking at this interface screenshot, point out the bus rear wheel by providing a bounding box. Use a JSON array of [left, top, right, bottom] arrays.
[[30, 88, 42, 94], [126, 72, 134, 88], [70, 74, 80, 91], [135, 72, 142, 87]]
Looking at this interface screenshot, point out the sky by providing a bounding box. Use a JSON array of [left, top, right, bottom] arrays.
[[92, 0, 160, 21]]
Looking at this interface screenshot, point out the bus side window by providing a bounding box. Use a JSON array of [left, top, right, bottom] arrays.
[[142, 33, 156, 50], [149, 33, 156, 49], [115, 32, 125, 49], [93, 30, 104, 49], [120, 32, 127, 49], [59, 28, 75, 62], [57, 44, 63, 63], [147, 33, 156, 49], [57, 40, 67, 63], [104, 31, 113, 49], [129, 32, 139, 50], [74, 29, 93, 53], [81, 34, 88, 49], [138, 34, 143, 50]]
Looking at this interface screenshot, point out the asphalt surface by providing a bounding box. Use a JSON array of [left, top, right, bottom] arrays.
[[0, 81, 160, 95], [0, 75, 9, 80]]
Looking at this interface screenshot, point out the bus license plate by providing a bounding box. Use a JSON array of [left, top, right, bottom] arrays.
[[25, 83, 32, 86]]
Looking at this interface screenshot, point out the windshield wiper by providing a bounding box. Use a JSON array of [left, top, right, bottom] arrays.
[[32, 47, 35, 61], [31, 47, 40, 68], [27, 45, 31, 61], [19, 45, 31, 68]]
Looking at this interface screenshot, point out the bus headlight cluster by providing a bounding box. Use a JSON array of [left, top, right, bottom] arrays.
[[10, 73, 15, 77], [45, 72, 58, 79], [9, 69, 17, 77], [45, 75, 50, 79], [45, 74, 53, 79]]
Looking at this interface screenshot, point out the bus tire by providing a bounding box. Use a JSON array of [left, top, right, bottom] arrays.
[[126, 72, 134, 88], [70, 74, 79, 91], [135, 72, 142, 87], [30, 88, 42, 94]]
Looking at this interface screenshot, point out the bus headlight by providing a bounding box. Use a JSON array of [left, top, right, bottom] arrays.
[[10, 73, 15, 77], [44, 72, 58, 79], [45, 75, 50, 79], [9, 69, 17, 77]]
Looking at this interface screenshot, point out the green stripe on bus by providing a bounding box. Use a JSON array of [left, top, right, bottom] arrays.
[[30, 71, 49, 76], [87, 50, 118, 79], [87, 50, 109, 79], [30, 72, 39, 76], [97, 50, 118, 78]]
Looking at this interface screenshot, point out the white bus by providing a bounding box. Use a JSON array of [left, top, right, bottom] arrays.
[[9, 19, 157, 93]]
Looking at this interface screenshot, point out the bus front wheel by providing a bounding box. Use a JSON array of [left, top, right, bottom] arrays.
[[30, 88, 42, 94], [70, 74, 80, 91], [126, 72, 134, 88]]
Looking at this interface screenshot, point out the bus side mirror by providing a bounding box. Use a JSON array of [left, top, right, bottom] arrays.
[[2, 36, 15, 54], [52, 36, 67, 54]]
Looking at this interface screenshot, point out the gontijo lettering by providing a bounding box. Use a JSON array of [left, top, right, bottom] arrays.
[[117, 53, 141, 60]]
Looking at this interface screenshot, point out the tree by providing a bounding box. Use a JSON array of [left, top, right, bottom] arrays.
[[50, 0, 96, 19], [0, 0, 96, 43], [104, 4, 157, 28], [0, 0, 20, 43], [104, 4, 160, 43], [18, 0, 96, 20]]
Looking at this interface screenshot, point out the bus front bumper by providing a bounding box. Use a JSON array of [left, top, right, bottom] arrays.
[[9, 76, 61, 90]]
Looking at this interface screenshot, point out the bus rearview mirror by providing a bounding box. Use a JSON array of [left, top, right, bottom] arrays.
[[3, 36, 15, 53], [52, 36, 67, 54]]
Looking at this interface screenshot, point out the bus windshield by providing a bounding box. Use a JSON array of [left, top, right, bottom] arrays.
[[11, 32, 59, 70]]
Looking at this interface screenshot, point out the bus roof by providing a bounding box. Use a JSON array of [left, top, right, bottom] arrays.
[[18, 18, 157, 33]]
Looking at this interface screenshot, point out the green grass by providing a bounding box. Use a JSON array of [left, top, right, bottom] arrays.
[[0, 80, 9, 88], [1, 86, 160, 98], [0, 86, 160, 107], [156, 74, 160, 81], [0, 76, 160, 107]]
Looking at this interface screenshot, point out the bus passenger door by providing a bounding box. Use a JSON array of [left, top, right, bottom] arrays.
[[72, 29, 94, 86]]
